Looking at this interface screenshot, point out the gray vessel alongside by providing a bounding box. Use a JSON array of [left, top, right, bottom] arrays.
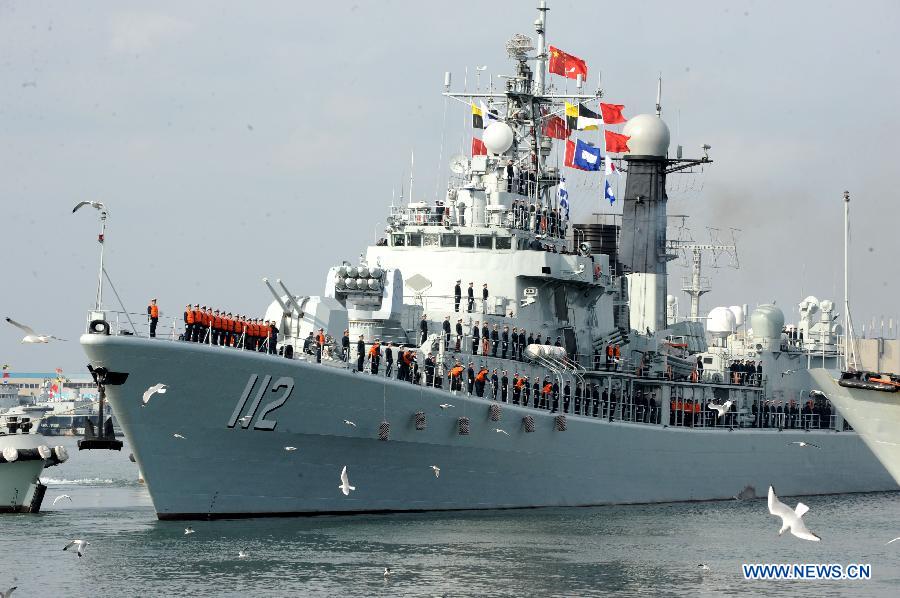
[[80, 2, 895, 519]]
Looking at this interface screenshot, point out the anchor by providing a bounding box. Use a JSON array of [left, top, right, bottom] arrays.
[[77, 365, 124, 451]]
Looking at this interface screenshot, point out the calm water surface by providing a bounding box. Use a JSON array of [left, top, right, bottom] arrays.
[[1, 437, 898, 597]]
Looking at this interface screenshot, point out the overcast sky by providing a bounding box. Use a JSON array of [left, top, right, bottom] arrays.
[[2, 0, 898, 373]]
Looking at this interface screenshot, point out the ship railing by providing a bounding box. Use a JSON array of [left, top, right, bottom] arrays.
[[87, 309, 186, 341], [405, 294, 510, 318], [388, 204, 569, 240]]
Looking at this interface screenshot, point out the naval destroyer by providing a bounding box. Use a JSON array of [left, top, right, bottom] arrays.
[[79, 2, 895, 519]]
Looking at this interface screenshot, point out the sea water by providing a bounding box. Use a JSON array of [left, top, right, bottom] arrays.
[[1, 437, 898, 597]]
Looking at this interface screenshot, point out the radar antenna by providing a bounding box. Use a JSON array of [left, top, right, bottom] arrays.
[[668, 227, 740, 321]]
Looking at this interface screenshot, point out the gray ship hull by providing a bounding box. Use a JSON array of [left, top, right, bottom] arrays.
[[83, 335, 896, 519], [810, 369, 900, 486]]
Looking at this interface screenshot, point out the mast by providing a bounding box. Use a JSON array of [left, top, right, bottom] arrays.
[[843, 190, 858, 371], [534, 0, 548, 95]]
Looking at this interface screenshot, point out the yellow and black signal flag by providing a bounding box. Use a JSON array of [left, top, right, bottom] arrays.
[[565, 101, 601, 131], [472, 103, 484, 129]]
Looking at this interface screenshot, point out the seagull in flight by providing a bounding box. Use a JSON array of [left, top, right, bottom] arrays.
[[142, 383, 167, 406], [5, 317, 66, 343], [284, 446, 297, 451], [439, 403, 454, 409], [494, 428, 509, 436], [63, 539, 89, 557], [173, 433, 185, 439], [707, 400, 733, 419], [343, 419, 357, 427], [72, 200, 106, 213], [887, 537, 900, 545], [788, 441, 820, 449], [52, 494, 72, 505], [238, 550, 249, 559], [339, 465, 356, 496], [767, 486, 821, 542], [184, 527, 195, 535], [1, 586, 16, 597], [698, 564, 710, 571], [430, 465, 440, 478], [383, 567, 392, 578]]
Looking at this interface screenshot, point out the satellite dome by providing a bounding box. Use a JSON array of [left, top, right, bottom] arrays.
[[749, 304, 785, 341], [707, 306, 736, 339], [483, 122, 514, 154], [622, 114, 670, 157], [728, 305, 744, 327]]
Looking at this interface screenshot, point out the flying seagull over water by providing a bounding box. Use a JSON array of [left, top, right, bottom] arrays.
[[788, 441, 820, 449], [1, 586, 16, 598], [339, 466, 356, 496], [707, 400, 733, 419], [767, 486, 821, 542], [184, 527, 195, 535], [5, 317, 66, 343], [238, 550, 248, 559], [173, 433, 185, 439], [494, 428, 509, 436], [63, 539, 89, 557], [439, 404, 454, 409], [52, 494, 72, 505], [430, 465, 440, 478], [343, 420, 357, 427], [72, 200, 106, 213], [284, 446, 297, 451], [142, 383, 167, 406], [887, 537, 900, 545], [698, 564, 710, 571]]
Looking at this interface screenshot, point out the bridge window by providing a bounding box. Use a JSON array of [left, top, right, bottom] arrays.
[[476, 235, 492, 249], [458, 235, 474, 248], [392, 234, 405, 246], [440, 234, 457, 247], [407, 234, 422, 247], [495, 236, 511, 250], [424, 234, 439, 247]]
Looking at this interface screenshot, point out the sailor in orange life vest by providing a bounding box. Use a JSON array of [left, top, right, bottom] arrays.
[[147, 298, 159, 338]]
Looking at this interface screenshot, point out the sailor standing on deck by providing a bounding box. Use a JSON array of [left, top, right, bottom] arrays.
[[455, 319, 463, 352], [148, 299, 159, 338], [454, 280, 462, 312], [269, 321, 279, 354], [341, 330, 350, 361], [183, 304, 194, 341], [501, 325, 509, 359], [442, 316, 451, 351], [471, 321, 480, 355], [356, 335, 365, 372], [420, 315, 428, 345], [315, 328, 325, 362], [467, 282, 475, 313], [369, 339, 381, 375], [384, 342, 394, 377], [482, 284, 489, 314]]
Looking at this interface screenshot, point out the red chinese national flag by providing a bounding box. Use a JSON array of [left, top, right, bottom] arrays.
[[471, 137, 487, 156], [543, 115, 570, 140], [548, 45, 587, 80], [599, 103, 627, 124], [604, 130, 631, 153]]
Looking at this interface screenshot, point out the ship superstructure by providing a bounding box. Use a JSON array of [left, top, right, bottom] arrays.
[[79, 2, 895, 519]]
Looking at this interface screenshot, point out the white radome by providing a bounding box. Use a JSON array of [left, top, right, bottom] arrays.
[[707, 306, 736, 339], [622, 114, 670, 157], [749, 304, 785, 341], [483, 121, 514, 154]]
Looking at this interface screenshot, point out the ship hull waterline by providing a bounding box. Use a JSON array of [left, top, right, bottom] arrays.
[[82, 334, 897, 520]]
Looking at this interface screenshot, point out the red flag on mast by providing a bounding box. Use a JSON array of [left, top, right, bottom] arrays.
[[548, 46, 587, 80], [599, 103, 627, 124], [604, 130, 631, 153], [471, 137, 487, 156], [543, 115, 570, 140]]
